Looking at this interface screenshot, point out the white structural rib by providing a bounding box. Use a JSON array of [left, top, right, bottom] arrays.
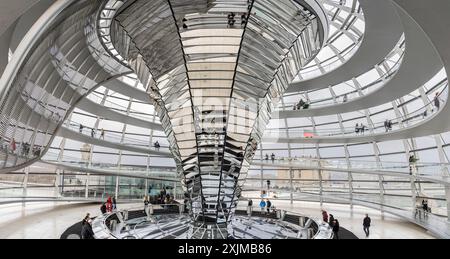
[[286, 0, 403, 93], [39, 160, 178, 182], [102, 79, 155, 104], [277, 2, 442, 119], [76, 97, 163, 131], [253, 160, 450, 186], [56, 126, 172, 156], [267, 4, 449, 144]]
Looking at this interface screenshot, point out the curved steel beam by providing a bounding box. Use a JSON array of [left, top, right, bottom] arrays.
[[39, 160, 178, 182], [286, 0, 403, 93], [56, 126, 172, 157], [9, 0, 55, 53], [253, 160, 450, 185], [0, 0, 42, 37], [102, 79, 154, 104], [76, 97, 163, 131], [278, 4, 441, 119]]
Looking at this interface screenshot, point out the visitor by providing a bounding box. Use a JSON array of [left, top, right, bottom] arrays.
[[265, 154, 269, 161], [302, 101, 310, 110], [329, 214, 335, 228], [297, 99, 305, 110], [248, 199, 253, 214], [241, 13, 247, 26], [100, 128, 105, 140], [332, 219, 340, 239], [144, 196, 149, 214], [322, 210, 329, 223], [20, 142, 26, 156], [271, 153, 275, 163], [91, 128, 95, 138], [343, 94, 348, 103], [422, 199, 429, 216], [112, 197, 117, 211], [359, 124, 366, 135], [22, 142, 30, 156], [182, 23, 188, 29], [227, 12, 236, 27], [363, 214, 371, 238], [266, 199, 272, 213], [100, 202, 107, 214], [79, 124, 84, 133], [355, 123, 360, 135], [409, 154, 419, 175], [154, 141, 161, 151], [106, 196, 113, 213], [433, 92, 441, 111], [10, 138, 16, 154], [259, 199, 266, 214], [384, 120, 390, 132], [33, 146, 41, 157], [81, 214, 94, 239]]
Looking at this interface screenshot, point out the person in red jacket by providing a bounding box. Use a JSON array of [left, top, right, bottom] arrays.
[[10, 138, 16, 153], [106, 196, 113, 213], [322, 210, 329, 223]]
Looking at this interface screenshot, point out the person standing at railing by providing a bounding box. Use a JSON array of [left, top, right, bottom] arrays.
[[112, 197, 117, 211], [266, 199, 272, 214], [363, 214, 371, 238], [81, 214, 94, 239], [360, 124, 366, 135], [271, 153, 275, 163], [409, 154, 419, 175], [10, 138, 16, 154], [91, 128, 95, 138], [259, 199, 266, 214], [79, 124, 84, 133], [422, 199, 429, 218], [433, 92, 442, 112], [154, 141, 160, 151], [100, 202, 107, 215], [106, 196, 113, 213], [247, 199, 253, 215], [100, 128, 105, 140], [144, 196, 149, 214]]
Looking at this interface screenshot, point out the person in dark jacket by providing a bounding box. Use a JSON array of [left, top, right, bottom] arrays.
[[332, 219, 340, 239], [81, 220, 95, 239], [100, 203, 107, 214], [329, 214, 335, 228], [112, 197, 117, 211], [266, 200, 272, 213], [363, 214, 371, 237], [247, 199, 253, 214], [434, 92, 441, 111], [81, 214, 94, 239]]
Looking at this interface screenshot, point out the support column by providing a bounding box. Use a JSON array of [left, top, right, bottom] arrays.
[[22, 167, 29, 201], [115, 176, 120, 201], [319, 168, 323, 206], [289, 168, 293, 204], [85, 173, 90, 199]]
